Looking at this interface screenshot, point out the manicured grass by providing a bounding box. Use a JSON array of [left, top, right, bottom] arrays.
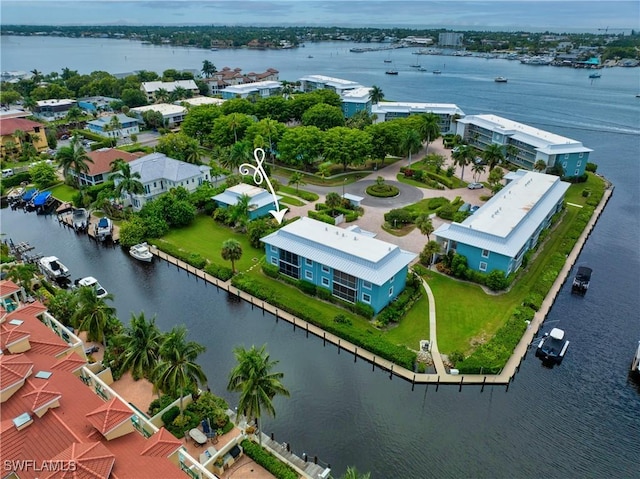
[[157, 215, 263, 273], [381, 223, 415, 237], [49, 184, 76, 202], [565, 173, 605, 205], [278, 195, 305, 206], [396, 173, 445, 190], [385, 284, 430, 348]]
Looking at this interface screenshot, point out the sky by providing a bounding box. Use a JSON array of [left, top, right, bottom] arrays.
[[1, 1, 638, 32]]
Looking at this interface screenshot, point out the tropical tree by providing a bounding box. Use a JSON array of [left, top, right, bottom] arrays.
[[30, 68, 43, 84], [413, 112, 440, 155], [170, 86, 191, 102], [110, 158, 144, 204], [153, 325, 207, 413], [65, 106, 84, 130], [369, 85, 384, 104], [452, 144, 474, 181], [154, 88, 170, 103], [415, 214, 434, 241], [118, 312, 163, 381], [471, 162, 486, 182], [108, 115, 122, 141], [339, 466, 371, 479], [227, 344, 290, 445], [221, 238, 243, 273], [420, 240, 441, 267], [505, 144, 519, 166], [288, 171, 306, 192], [302, 104, 345, 130], [399, 128, 422, 166], [534, 159, 547, 172], [323, 127, 372, 172], [482, 143, 505, 171], [228, 194, 252, 231], [56, 137, 94, 187], [201, 59, 217, 78], [5, 263, 37, 294], [71, 286, 117, 349], [488, 167, 505, 194]]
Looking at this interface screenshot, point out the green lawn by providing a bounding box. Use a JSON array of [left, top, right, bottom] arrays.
[[278, 195, 305, 206], [49, 183, 76, 202], [385, 284, 430, 348], [157, 215, 264, 273]]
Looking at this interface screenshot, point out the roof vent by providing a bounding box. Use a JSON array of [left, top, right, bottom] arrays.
[[9, 319, 24, 326], [35, 371, 52, 379]]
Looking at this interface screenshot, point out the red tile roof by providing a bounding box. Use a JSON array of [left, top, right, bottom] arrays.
[[0, 118, 45, 136], [0, 279, 22, 297], [16, 301, 48, 317], [46, 441, 115, 479], [140, 427, 182, 457], [86, 397, 132, 436], [22, 381, 62, 413], [0, 353, 33, 392], [0, 324, 30, 350], [85, 149, 141, 176], [52, 352, 87, 374]]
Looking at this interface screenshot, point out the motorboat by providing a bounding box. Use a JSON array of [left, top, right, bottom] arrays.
[[535, 328, 569, 365], [39, 256, 71, 285], [7, 187, 24, 204], [588, 72, 601, 79], [75, 276, 108, 299], [32, 191, 55, 213], [72, 208, 89, 232], [20, 188, 38, 206], [494, 76, 508, 83], [571, 266, 592, 296], [432, 70, 442, 74], [385, 69, 399, 75], [95, 216, 113, 242], [631, 341, 640, 376], [129, 242, 153, 262]]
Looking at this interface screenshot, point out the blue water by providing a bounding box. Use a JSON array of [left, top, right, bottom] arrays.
[[2, 37, 640, 478]]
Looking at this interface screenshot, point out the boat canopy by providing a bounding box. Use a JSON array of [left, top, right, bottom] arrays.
[[98, 217, 110, 228], [575, 266, 592, 282], [549, 328, 565, 340], [33, 191, 52, 206], [22, 188, 38, 201]]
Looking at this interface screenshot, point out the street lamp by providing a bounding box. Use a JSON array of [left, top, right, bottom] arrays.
[[343, 178, 347, 198]]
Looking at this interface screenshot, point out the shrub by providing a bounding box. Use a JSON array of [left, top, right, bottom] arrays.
[[384, 208, 413, 227], [334, 314, 352, 325], [585, 162, 598, 173], [427, 197, 449, 210], [316, 287, 332, 301], [149, 395, 177, 417], [241, 440, 298, 479], [161, 406, 180, 427], [308, 210, 335, 225], [297, 280, 317, 296], [353, 301, 374, 319], [485, 270, 508, 291], [366, 183, 399, 198], [204, 263, 233, 281], [262, 263, 280, 278], [449, 350, 465, 365]]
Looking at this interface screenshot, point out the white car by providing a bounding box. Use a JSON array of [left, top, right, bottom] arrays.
[[467, 182, 484, 190]]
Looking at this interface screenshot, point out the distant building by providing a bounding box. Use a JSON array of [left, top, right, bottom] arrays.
[[212, 183, 281, 220], [298, 75, 363, 96], [122, 152, 212, 211], [140, 80, 199, 103], [438, 32, 464, 47], [202, 67, 279, 95], [340, 87, 373, 118], [220, 80, 282, 100], [86, 113, 140, 139], [76, 148, 142, 186], [77, 96, 119, 113], [177, 96, 225, 108], [261, 217, 417, 314], [33, 99, 76, 120], [455, 114, 592, 177], [372, 102, 465, 135], [434, 170, 569, 275], [130, 103, 187, 128], [0, 118, 48, 159]]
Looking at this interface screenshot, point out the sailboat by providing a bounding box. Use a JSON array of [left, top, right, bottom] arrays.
[[385, 62, 399, 75]]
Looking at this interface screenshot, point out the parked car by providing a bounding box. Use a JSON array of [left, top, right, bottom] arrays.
[[84, 345, 99, 355], [467, 182, 484, 190], [2, 168, 14, 178]]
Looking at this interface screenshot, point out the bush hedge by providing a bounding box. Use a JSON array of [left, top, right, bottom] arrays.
[[204, 263, 234, 281], [308, 210, 335, 225], [241, 440, 298, 479], [366, 184, 399, 197]]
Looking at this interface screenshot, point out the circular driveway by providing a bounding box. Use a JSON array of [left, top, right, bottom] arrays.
[[346, 180, 424, 208]]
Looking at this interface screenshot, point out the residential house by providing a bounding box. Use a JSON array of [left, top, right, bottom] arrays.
[[120, 152, 211, 211], [220, 80, 282, 100], [75, 148, 141, 186], [372, 102, 465, 134], [32, 99, 76, 120], [298, 75, 363, 96], [202, 67, 279, 96], [261, 217, 417, 314], [0, 279, 214, 479], [177, 96, 225, 108], [130, 104, 187, 128], [86, 114, 140, 140], [0, 118, 48, 159], [455, 114, 592, 177], [433, 170, 570, 275], [212, 183, 281, 220], [77, 96, 119, 114], [340, 87, 372, 118], [140, 80, 199, 103]]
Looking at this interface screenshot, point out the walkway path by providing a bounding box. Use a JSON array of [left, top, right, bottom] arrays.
[[422, 278, 447, 376]]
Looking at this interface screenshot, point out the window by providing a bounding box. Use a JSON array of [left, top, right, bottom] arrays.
[[479, 262, 488, 272], [388, 287, 394, 297], [322, 277, 329, 286], [575, 169, 579, 176], [362, 280, 372, 290], [270, 245, 277, 253], [577, 160, 582, 167], [579, 152, 584, 158], [305, 258, 313, 266], [279, 249, 300, 279], [305, 270, 313, 280], [332, 270, 357, 303], [390, 275, 395, 283], [153, 182, 157, 188], [481, 249, 489, 258], [562, 162, 567, 168], [322, 265, 329, 273], [362, 293, 371, 304], [564, 154, 569, 159], [271, 257, 277, 265]]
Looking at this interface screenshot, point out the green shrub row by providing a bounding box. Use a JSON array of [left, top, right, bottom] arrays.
[[154, 242, 218, 275], [204, 263, 234, 281], [376, 275, 423, 326], [232, 273, 416, 369], [308, 210, 335, 225], [1, 171, 31, 189], [365, 184, 399, 197], [425, 170, 456, 189], [240, 440, 298, 479], [296, 190, 319, 202]]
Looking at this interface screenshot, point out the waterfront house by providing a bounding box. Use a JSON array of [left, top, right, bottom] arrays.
[[220, 80, 282, 100], [177, 96, 225, 108], [130, 103, 187, 128], [203, 67, 279, 95], [86, 113, 140, 140], [121, 152, 211, 211], [433, 170, 569, 275], [32, 98, 76, 120], [340, 87, 373, 118], [77, 95, 119, 113], [140, 80, 199, 103], [298, 75, 363, 96], [75, 148, 141, 186], [455, 114, 592, 177], [0, 118, 48, 159], [372, 102, 465, 135], [261, 217, 417, 314], [212, 183, 281, 220]]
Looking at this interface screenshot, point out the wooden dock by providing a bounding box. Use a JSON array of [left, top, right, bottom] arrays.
[[58, 212, 120, 243]]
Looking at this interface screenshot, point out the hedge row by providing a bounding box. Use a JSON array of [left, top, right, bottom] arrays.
[[154, 242, 233, 281], [240, 440, 298, 479], [232, 273, 416, 369], [308, 210, 335, 225]]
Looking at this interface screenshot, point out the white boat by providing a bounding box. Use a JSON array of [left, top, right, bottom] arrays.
[[72, 208, 89, 232], [535, 328, 570, 366], [129, 242, 153, 262], [75, 276, 108, 298], [631, 341, 640, 375], [7, 187, 25, 204], [39, 256, 71, 284], [494, 76, 508, 83], [95, 216, 113, 242]]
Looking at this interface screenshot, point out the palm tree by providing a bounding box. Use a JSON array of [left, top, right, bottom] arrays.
[[110, 158, 144, 207], [221, 238, 243, 273], [118, 312, 163, 381], [421, 240, 441, 267], [71, 286, 117, 350], [399, 128, 422, 166], [154, 88, 170, 103], [65, 106, 83, 131], [170, 86, 191, 102], [30, 68, 42, 83], [505, 144, 519, 166], [340, 466, 371, 479], [227, 344, 290, 445], [452, 144, 473, 182], [369, 85, 384, 104], [201, 60, 217, 78], [416, 112, 441, 156], [482, 143, 505, 171], [56, 137, 94, 188], [108, 115, 122, 142], [183, 141, 201, 164], [281, 82, 295, 100], [288, 172, 306, 192], [415, 214, 434, 241], [6, 263, 37, 294], [153, 325, 207, 413], [534, 159, 547, 172], [471, 162, 486, 182], [226, 141, 251, 172]]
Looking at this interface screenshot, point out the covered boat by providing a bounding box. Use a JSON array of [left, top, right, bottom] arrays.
[[571, 266, 592, 296], [95, 216, 113, 242], [21, 188, 38, 205], [32, 191, 54, 213], [535, 328, 570, 365], [72, 208, 89, 232]]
